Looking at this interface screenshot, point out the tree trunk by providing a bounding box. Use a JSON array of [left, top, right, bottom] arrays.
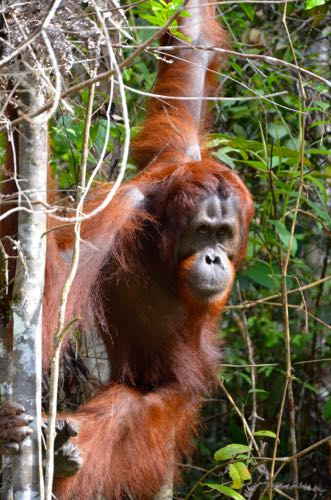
[[11, 84, 47, 498], [0, 321, 13, 500]]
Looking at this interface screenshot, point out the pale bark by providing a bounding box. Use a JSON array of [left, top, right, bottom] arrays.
[[0, 235, 13, 499], [11, 84, 47, 498], [0, 321, 13, 500]]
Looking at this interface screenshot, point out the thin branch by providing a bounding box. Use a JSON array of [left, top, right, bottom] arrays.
[[44, 3, 131, 495], [0, 0, 63, 69], [135, 44, 331, 87], [269, 5, 307, 495], [3, 27, 330, 132], [41, 31, 62, 120], [294, 358, 331, 365], [43, 41, 98, 500], [221, 363, 278, 368], [121, 83, 289, 102], [220, 379, 260, 455], [224, 275, 331, 311], [259, 435, 331, 498], [1, 1, 189, 132], [234, 284, 259, 437]]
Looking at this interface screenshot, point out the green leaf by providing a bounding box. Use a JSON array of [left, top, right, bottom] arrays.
[[267, 123, 289, 141], [306, 0, 327, 10], [323, 397, 331, 421], [240, 3, 255, 21], [254, 430, 278, 439], [248, 389, 269, 396], [179, 10, 191, 17], [136, 0, 191, 41], [203, 483, 245, 499], [306, 148, 330, 155], [306, 174, 329, 207], [209, 134, 313, 167], [215, 147, 239, 168], [270, 220, 297, 256], [308, 119, 330, 129], [244, 261, 278, 290], [229, 464, 242, 489], [229, 462, 251, 489], [214, 443, 251, 461], [236, 160, 268, 171], [140, 13, 160, 25], [305, 199, 330, 224]]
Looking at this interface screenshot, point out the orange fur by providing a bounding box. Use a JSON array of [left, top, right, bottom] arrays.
[[1, 2, 253, 498], [54, 386, 200, 499]]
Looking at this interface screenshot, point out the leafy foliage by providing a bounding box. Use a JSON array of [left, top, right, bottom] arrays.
[[306, 0, 329, 9], [203, 483, 246, 499], [136, 0, 191, 40], [214, 444, 251, 461], [47, 0, 331, 497]]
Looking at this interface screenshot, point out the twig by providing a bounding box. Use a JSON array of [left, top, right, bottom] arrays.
[[44, 35, 98, 500], [249, 302, 331, 331], [221, 363, 278, 368], [3, 18, 330, 133], [224, 275, 331, 311], [259, 435, 331, 498], [294, 358, 331, 365], [269, 4, 307, 496], [184, 463, 227, 499], [219, 379, 260, 455], [1, 1, 189, 132], [234, 283, 259, 436], [44, 3, 131, 495], [121, 82, 289, 102], [41, 31, 62, 120], [0, 0, 63, 70], [133, 44, 331, 87], [277, 434, 331, 463], [295, 209, 331, 239]]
